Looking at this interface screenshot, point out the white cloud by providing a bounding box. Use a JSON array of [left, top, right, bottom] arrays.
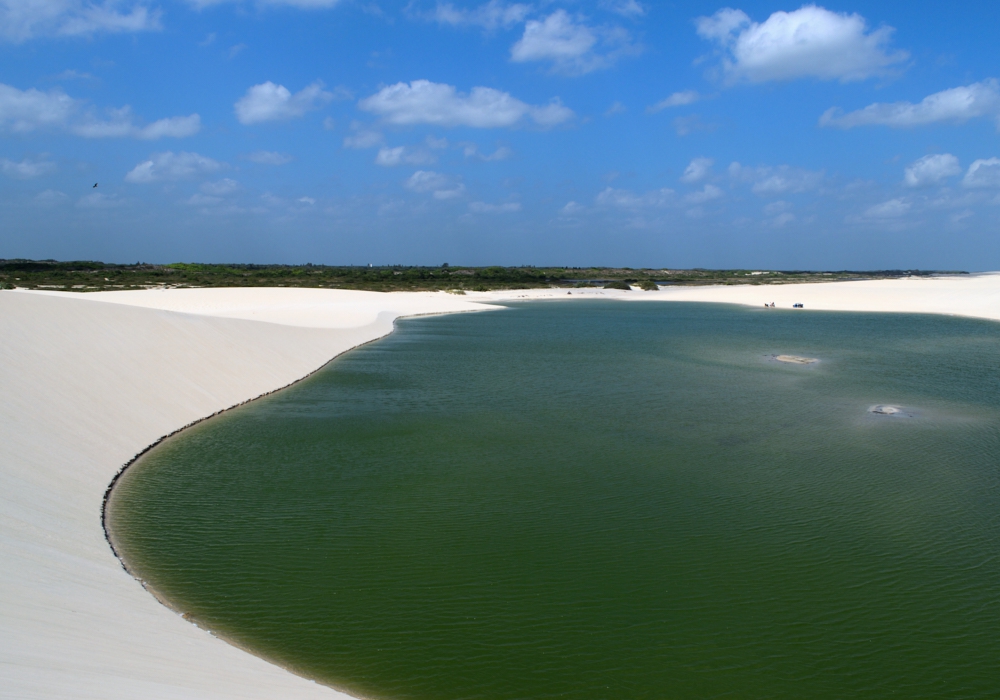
[[820, 80, 1000, 129], [34, 189, 67, 203], [245, 150, 292, 165], [298, 196, 315, 204], [1, 157, 56, 178], [359, 80, 573, 128], [426, 135, 448, 149], [73, 108, 201, 139], [696, 5, 907, 84], [771, 212, 795, 227], [510, 10, 635, 75], [684, 183, 722, 204], [681, 157, 713, 183], [729, 162, 824, 194], [0, 0, 161, 43], [133, 114, 201, 139], [50, 69, 97, 81], [904, 154, 960, 188], [462, 143, 512, 161], [125, 151, 224, 183], [404, 170, 465, 199], [764, 200, 792, 215], [188, 0, 343, 8], [648, 90, 700, 113], [374, 146, 436, 166], [596, 186, 675, 208], [200, 178, 239, 195], [864, 198, 910, 219], [604, 101, 627, 116], [432, 1, 530, 30], [0, 83, 199, 138], [962, 158, 1000, 188], [234, 81, 333, 125], [600, 0, 644, 18], [0, 84, 75, 132], [343, 121, 384, 149], [468, 201, 521, 213], [673, 114, 715, 136], [560, 200, 584, 215]]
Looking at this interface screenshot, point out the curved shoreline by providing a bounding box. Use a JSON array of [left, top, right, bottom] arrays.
[[100, 324, 426, 699]]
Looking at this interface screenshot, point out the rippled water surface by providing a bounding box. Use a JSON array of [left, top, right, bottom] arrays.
[[109, 302, 1000, 699]]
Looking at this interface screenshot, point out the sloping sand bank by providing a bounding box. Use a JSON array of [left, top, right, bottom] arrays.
[[0, 288, 491, 700]]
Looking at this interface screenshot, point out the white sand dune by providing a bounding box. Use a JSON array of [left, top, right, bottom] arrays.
[[0, 288, 492, 700], [2, 274, 998, 699]]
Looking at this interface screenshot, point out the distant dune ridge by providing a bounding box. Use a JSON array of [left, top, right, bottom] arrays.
[[2, 274, 999, 698]]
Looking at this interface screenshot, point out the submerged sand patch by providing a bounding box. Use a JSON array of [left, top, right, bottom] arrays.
[[774, 354, 818, 364], [869, 404, 912, 416]]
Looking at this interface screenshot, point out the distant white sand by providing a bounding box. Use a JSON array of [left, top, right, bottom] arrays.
[[472, 272, 1000, 322], [2, 274, 998, 699]]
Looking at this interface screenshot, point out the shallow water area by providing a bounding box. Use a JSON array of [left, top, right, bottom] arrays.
[[108, 301, 1000, 700]]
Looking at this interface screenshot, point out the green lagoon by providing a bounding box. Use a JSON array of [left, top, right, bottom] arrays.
[[108, 301, 1000, 698]]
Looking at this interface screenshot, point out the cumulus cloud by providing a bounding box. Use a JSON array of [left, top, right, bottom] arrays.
[[187, 0, 343, 8], [374, 145, 436, 166], [431, 1, 530, 30], [468, 201, 521, 213], [596, 186, 675, 208], [729, 162, 824, 194], [962, 158, 1000, 188], [681, 157, 713, 183], [673, 114, 715, 136], [510, 10, 635, 75], [1, 157, 56, 178], [245, 150, 292, 165], [462, 143, 512, 161], [359, 80, 573, 128], [404, 170, 465, 199], [864, 197, 910, 219], [904, 154, 960, 188], [600, 0, 644, 18], [684, 184, 723, 204], [234, 81, 333, 125], [125, 151, 224, 183], [200, 178, 239, 195], [647, 90, 701, 113], [0, 83, 199, 138], [696, 5, 907, 84], [560, 200, 584, 216], [74, 108, 201, 139], [0, 84, 75, 132], [0, 0, 161, 43], [343, 121, 383, 149], [820, 80, 1000, 129], [34, 189, 67, 203]]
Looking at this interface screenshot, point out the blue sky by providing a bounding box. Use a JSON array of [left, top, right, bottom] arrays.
[[2, 0, 999, 268]]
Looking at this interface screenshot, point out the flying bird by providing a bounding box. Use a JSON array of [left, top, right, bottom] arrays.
[[93, 183, 98, 188]]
